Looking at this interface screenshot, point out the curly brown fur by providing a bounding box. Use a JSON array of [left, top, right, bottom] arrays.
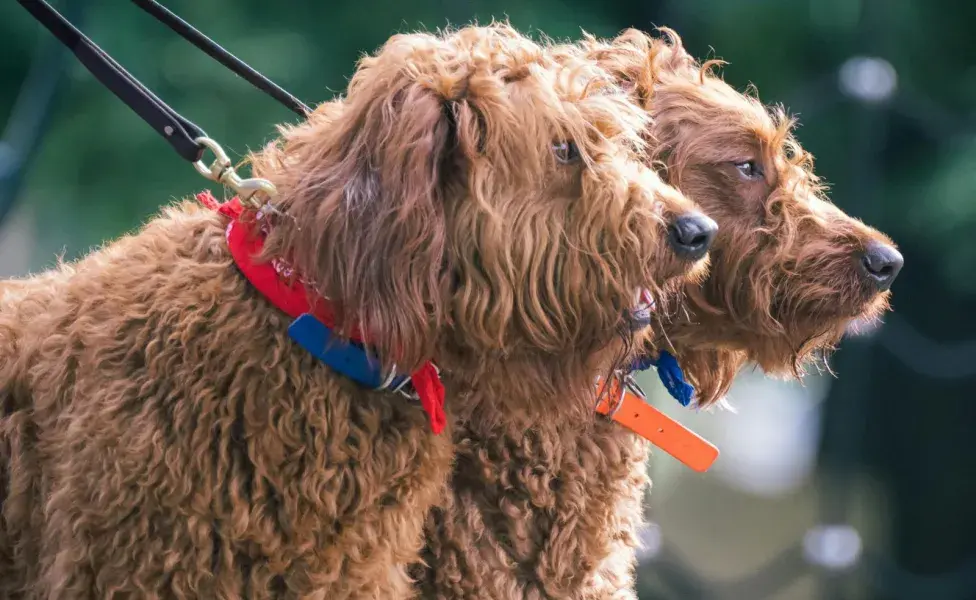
[[580, 28, 901, 405], [413, 409, 651, 599], [1, 206, 456, 598], [0, 24, 708, 599], [412, 29, 904, 600]]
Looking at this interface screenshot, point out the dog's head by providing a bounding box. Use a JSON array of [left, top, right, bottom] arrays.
[[579, 28, 903, 404], [250, 24, 713, 388]]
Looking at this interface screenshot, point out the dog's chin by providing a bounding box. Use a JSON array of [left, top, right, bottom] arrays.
[[843, 295, 891, 337], [845, 316, 883, 337]]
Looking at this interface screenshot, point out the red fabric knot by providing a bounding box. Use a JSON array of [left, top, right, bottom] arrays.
[[196, 190, 222, 211], [410, 363, 446, 434]]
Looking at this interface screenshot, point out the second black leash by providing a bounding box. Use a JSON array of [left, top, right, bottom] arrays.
[[15, 0, 310, 165], [129, 0, 310, 118]]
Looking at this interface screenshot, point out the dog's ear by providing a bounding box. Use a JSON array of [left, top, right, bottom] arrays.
[[254, 34, 460, 372]]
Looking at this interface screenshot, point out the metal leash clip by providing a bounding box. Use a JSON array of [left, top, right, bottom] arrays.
[[193, 136, 277, 208], [392, 378, 420, 401], [621, 372, 648, 403], [388, 363, 442, 402], [375, 365, 400, 392]]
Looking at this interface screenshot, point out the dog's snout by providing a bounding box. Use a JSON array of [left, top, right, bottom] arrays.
[[858, 241, 904, 291], [667, 212, 718, 261]]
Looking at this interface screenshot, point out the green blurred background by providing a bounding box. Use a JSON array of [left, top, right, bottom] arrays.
[[2, 1, 975, 598]]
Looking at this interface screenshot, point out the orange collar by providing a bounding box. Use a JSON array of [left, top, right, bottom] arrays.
[[594, 375, 718, 472]]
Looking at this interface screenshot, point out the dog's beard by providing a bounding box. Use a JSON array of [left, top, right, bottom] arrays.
[[845, 314, 884, 337]]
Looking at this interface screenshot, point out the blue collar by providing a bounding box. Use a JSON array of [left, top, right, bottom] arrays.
[[631, 350, 695, 407]]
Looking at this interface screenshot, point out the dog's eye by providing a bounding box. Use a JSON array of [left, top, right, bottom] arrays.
[[734, 160, 764, 180], [553, 141, 581, 164]]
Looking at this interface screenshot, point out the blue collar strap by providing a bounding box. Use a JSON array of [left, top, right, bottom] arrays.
[[292, 311, 696, 407], [288, 313, 412, 394], [631, 350, 695, 407]]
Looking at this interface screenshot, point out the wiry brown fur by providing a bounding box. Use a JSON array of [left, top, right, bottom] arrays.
[[412, 29, 902, 600], [580, 28, 899, 404], [0, 24, 707, 598], [413, 406, 651, 599], [1, 207, 457, 598]]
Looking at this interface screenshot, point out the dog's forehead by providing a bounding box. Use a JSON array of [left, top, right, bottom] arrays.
[[704, 80, 777, 132], [451, 42, 621, 106], [513, 63, 647, 143], [594, 33, 780, 141]]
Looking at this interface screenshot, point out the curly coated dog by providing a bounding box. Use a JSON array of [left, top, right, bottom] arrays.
[[0, 24, 714, 599], [412, 28, 904, 599], [591, 27, 903, 403]]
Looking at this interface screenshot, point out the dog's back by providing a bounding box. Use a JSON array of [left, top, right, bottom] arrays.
[[0, 200, 453, 598]]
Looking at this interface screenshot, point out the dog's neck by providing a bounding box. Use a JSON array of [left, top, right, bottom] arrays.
[[436, 341, 631, 434], [244, 198, 650, 434]]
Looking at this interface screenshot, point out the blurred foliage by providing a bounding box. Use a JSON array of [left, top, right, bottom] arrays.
[[3, 0, 975, 295]]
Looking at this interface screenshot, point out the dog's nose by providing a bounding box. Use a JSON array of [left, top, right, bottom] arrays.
[[668, 212, 718, 261], [858, 241, 904, 291]]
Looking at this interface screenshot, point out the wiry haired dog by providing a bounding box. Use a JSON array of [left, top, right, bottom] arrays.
[[583, 27, 903, 403], [413, 29, 903, 599], [0, 24, 713, 598]]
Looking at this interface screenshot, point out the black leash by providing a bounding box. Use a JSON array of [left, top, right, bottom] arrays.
[[129, 0, 310, 118], [15, 0, 310, 165]]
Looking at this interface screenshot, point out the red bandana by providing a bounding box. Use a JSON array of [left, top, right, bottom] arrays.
[[196, 190, 446, 434]]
